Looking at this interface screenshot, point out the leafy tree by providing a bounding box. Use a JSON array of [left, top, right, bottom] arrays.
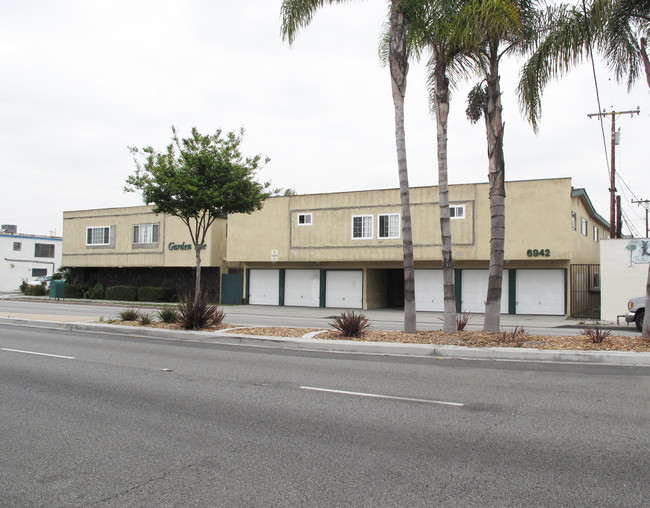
[[461, 0, 539, 332], [281, 0, 418, 332], [126, 127, 271, 300]]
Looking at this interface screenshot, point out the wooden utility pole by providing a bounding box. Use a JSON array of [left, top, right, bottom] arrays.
[[587, 107, 640, 238], [631, 199, 650, 238]]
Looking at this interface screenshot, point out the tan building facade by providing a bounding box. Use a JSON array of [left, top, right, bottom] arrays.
[[63, 205, 227, 298], [62, 178, 608, 315], [225, 178, 608, 316]]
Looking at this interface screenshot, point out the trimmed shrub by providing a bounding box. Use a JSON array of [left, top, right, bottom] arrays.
[[85, 283, 105, 300], [329, 311, 371, 338], [157, 307, 178, 324], [138, 286, 175, 302], [64, 283, 87, 298], [119, 308, 141, 321], [23, 283, 47, 296], [105, 285, 139, 301], [177, 293, 225, 330]]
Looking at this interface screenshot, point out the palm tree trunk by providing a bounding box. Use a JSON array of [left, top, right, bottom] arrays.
[[434, 61, 456, 333], [390, 0, 416, 333], [483, 55, 506, 333]]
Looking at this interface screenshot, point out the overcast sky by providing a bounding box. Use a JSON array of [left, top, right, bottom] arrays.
[[1, 0, 648, 238]]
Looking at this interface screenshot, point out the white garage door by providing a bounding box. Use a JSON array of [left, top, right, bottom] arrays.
[[516, 269, 565, 315], [285, 269, 321, 307], [461, 269, 509, 314], [248, 269, 280, 305], [326, 270, 362, 309], [415, 270, 444, 312]]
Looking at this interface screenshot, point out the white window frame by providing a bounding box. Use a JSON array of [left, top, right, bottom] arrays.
[[593, 226, 599, 242], [571, 211, 577, 230], [86, 226, 110, 246], [351, 215, 373, 239], [450, 204, 465, 220], [581, 217, 588, 236], [297, 213, 312, 226], [13, 242, 21, 251], [132, 223, 159, 245], [378, 213, 400, 239]]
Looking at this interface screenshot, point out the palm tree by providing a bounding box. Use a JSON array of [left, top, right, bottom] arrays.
[[461, 0, 538, 333], [281, 0, 418, 332], [518, 0, 649, 131], [517, 0, 650, 338], [405, 0, 474, 332]]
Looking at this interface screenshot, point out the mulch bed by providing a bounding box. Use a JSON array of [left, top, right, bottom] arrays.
[[103, 321, 650, 352]]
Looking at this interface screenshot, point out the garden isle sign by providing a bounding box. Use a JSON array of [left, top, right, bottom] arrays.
[[168, 241, 207, 251], [626, 240, 650, 266]]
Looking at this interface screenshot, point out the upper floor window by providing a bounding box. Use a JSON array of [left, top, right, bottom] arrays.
[[581, 218, 588, 236], [35, 243, 55, 258], [87, 226, 110, 246], [593, 226, 599, 242], [352, 215, 373, 239], [297, 213, 312, 226], [378, 213, 400, 239], [571, 212, 577, 230], [450, 205, 465, 219], [13, 242, 21, 251], [132, 223, 159, 244]]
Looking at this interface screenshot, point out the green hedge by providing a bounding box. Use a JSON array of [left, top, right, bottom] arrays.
[[105, 285, 139, 301], [138, 286, 175, 302], [64, 283, 88, 298]]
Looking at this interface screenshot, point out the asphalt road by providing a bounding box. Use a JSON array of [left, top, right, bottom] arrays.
[[1, 323, 649, 507]]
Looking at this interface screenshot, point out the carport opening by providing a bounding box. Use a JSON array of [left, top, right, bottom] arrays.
[[386, 269, 404, 308]]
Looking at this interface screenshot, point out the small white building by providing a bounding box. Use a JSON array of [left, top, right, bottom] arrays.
[[600, 238, 650, 322], [0, 225, 63, 292]]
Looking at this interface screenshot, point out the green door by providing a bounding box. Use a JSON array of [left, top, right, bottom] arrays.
[[221, 273, 244, 305]]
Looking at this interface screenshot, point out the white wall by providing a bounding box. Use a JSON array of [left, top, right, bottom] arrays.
[[600, 238, 650, 321], [0, 234, 63, 292]]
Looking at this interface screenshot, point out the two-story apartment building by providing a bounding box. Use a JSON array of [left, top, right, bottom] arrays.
[[62, 206, 227, 299], [62, 177, 609, 316], [224, 178, 608, 316], [0, 225, 62, 292]]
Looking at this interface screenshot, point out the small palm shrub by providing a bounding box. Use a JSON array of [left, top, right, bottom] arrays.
[[177, 293, 225, 330], [329, 311, 370, 338], [456, 313, 471, 331], [138, 312, 153, 325], [583, 326, 611, 344], [499, 326, 528, 346], [119, 308, 141, 321], [157, 307, 179, 324]]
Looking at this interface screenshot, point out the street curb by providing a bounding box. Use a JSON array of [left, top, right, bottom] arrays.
[[2, 317, 650, 367]]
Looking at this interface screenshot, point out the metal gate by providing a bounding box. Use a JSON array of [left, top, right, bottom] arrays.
[[570, 264, 600, 318]]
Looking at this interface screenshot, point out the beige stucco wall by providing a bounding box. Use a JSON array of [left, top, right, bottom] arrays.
[[62, 205, 226, 268], [226, 178, 602, 268], [600, 238, 650, 321]]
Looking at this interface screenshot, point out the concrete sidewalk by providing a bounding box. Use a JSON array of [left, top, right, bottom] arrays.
[[2, 313, 649, 368]]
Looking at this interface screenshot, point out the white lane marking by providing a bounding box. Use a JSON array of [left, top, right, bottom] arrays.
[[1, 348, 75, 360], [299, 386, 464, 407]]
